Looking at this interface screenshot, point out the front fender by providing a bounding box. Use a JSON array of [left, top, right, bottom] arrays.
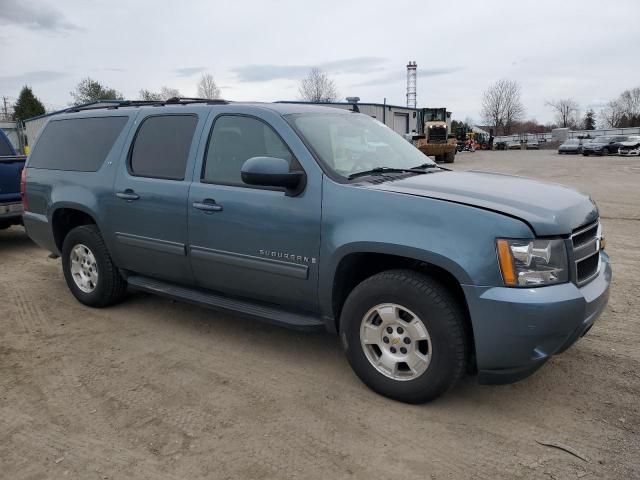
[[319, 177, 534, 317]]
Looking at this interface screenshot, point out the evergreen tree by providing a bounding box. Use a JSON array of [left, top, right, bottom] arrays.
[[583, 109, 596, 130], [12, 86, 46, 121]]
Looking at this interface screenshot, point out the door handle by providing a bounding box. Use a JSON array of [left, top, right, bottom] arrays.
[[116, 189, 140, 201], [193, 199, 223, 212]]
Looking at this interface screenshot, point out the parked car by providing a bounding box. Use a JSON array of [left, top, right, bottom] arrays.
[[525, 139, 540, 150], [0, 129, 26, 230], [22, 100, 611, 403], [558, 138, 583, 154], [507, 140, 521, 150], [582, 135, 628, 156], [617, 136, 640, 156]]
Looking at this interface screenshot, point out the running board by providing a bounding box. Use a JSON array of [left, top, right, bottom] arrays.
[[126, 275, 325, 332]]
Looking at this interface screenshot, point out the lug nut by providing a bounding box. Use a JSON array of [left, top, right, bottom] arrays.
[[400, 347, 407, 354], [390, 347, 397, 354], [403, 337, 411, 344], [383, 336, 389, 344], [386, 326, 393, 334], [397, 326, 404, 334]]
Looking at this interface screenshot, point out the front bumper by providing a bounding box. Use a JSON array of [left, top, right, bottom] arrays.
[[619, 148, 640, 156], [462, 251, 611, 384]]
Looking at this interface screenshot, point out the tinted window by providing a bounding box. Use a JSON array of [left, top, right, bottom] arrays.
[[29, 116, 128, 171], [130, 115, 197, 180], [0, 132, 15, 156], [203, 116, 293, 185]]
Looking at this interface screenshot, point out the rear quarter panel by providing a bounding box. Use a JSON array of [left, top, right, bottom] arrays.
[[23, 112, 138, 254]]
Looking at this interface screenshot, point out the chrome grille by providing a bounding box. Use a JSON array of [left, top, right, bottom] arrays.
[[571, 220, 601, 285]]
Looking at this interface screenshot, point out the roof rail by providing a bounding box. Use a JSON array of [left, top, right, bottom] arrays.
[[65, 97, 229, 113]]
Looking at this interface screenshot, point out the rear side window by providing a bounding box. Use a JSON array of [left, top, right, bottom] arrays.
[[28, 116, 128, 171], [129, 115, 197, 180]]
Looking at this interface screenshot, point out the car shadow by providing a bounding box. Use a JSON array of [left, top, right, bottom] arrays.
[[0, 226, 38, 252]]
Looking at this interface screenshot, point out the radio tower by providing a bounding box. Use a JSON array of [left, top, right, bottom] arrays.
[[406, 61, 417, 108]]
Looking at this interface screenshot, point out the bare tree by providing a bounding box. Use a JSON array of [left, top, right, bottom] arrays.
[[617, 87, 640, 126], [480, 79, 524, 135], [139, 89, 162, 101], [138, 87, 182, 101], [546, 98, 579, 128], [298, 67, 338, 103], [600, 100, 623, 128], [159, 86, 181, 100], [502, 81, 525, 134], [600, 86, 640, 128], [197, 73, 221, 99]]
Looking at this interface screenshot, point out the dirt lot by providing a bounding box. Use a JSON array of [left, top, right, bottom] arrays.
[[1, 149, 638, 479]]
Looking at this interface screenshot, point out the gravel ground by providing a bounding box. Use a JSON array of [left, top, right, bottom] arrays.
[[1, 149, 638, 479]]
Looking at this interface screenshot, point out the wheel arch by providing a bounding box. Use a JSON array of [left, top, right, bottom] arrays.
[[50, 203, 100, 252], [324, 245, 476, 370]]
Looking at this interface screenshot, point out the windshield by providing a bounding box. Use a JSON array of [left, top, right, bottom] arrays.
[[595, 136, 612, 143], [424, 109, 446, 122], [565, 139, 579, 144], [288, 113, 435, 178]]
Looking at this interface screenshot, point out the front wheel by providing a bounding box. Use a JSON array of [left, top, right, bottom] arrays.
[[61, 225, 127, 307], [340, 270, 467, 403], [444, 151, 455, 163]]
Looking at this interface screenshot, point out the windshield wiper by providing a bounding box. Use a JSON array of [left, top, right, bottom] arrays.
[[348, 167, 429, 180], [411, 163, 439, 170]]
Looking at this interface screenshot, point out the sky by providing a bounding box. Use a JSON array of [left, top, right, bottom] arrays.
[[1, 0, 639, 124]]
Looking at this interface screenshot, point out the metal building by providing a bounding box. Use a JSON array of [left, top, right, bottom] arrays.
[[276, 101, 419, 135]]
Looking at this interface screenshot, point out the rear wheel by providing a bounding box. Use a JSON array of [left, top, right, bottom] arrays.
[[61, 225, 127, 307], [340, 270, 467, 403]]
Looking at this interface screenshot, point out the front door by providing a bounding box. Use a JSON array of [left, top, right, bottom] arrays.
[[110, 112, 203, 284], [188, 112, 322, 312]]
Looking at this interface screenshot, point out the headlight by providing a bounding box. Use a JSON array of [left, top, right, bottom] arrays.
[[496, 238, 568, 287]]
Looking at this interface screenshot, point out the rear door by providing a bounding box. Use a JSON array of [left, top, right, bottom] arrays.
[[110, 110, 206, 284]]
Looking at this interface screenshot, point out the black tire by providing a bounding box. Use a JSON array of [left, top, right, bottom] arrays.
[[340, 270, 467, 403], [583, 152, 589, 156], [61, 225, 127, 307], [444, 151, 455, 163]]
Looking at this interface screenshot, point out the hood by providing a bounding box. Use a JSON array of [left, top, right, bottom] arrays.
[[368, 170, 598, 236], [620, 139, 640, 147]]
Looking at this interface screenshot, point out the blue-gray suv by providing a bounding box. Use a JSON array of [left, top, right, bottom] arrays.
[[22, 99, 611, 403]]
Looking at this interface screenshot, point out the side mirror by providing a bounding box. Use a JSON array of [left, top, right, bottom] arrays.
[[241, 156, 305, 195]]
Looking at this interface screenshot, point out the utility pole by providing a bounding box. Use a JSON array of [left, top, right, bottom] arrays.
[[1, 96, 8, 121]]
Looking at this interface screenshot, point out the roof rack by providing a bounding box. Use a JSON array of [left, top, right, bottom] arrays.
[[65, 97, 229, 113]]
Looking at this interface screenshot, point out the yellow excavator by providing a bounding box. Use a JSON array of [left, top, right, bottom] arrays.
[[411, 108, 457, 163]]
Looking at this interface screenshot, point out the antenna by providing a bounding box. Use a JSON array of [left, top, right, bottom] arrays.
[[406, 61, 417, 108]]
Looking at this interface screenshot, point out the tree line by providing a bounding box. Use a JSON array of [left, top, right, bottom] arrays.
[[7, 67, 336, 121], [8, 68, 637, 133], [481, 79, 638, 134]]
